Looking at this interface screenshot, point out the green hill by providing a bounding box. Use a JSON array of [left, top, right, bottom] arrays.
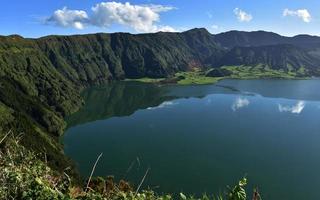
[[215, 44, 320, 76]]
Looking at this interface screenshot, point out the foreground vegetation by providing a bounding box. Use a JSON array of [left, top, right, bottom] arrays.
[[0, 131, 262, 200]]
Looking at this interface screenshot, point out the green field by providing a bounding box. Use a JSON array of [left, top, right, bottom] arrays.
[[127, 65, 308, 86], [125, 77, 165, 83], [222, 65, 307, 79], [175, 70, 223, 85], [127, 69, 223, 85]]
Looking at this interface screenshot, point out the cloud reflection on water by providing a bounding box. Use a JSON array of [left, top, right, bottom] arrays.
[[147, 101, 178, 110], [232, 97, 250, 111], [278, 101, 305, 114]]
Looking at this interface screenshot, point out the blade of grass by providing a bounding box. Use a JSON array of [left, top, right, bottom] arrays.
[[134, 167, 150, 197], [85, 152, 103, 193], [0, 130, 12, 145]]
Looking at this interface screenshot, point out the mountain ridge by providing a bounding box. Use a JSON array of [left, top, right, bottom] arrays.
[[3, 28, 320, 39]]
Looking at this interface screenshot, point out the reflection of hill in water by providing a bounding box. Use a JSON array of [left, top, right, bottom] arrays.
[[65, 81, 243, 128], [66, 79, 320, 128], [65, 82, 175, 127]]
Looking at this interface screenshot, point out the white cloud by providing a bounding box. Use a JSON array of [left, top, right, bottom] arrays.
[[146, 4, 175, 12], [234, 8, 252, 22], [45, 2, 176, 32], [232, 97, 250, 111], [156, 25, 177, 32], [278, 101, 305, 114], [283, 8, 311, 23], [90, 2, 176, 32], [45, 7, 89, 29]]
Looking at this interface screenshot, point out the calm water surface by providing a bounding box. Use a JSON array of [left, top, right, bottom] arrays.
[[64, 79, 320, 199]]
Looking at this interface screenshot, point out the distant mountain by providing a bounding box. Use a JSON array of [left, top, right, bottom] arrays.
[[214, 30, 286, 49], [212, 30, 320, 75], [1, 28, 320, 172], [214, 30, 320, 49], [216, 44, 320, 76]]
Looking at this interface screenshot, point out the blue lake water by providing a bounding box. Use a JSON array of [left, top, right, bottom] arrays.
[[64, 79, 320, 199]]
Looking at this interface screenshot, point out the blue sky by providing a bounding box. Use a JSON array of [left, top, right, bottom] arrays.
[[1, 0, 320, 38]]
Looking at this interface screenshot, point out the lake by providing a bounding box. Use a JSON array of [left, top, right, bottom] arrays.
[[64, 79, 320, 199]]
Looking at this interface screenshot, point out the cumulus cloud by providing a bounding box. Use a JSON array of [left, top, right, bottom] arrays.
[[232, 97, 250, 111], [278, 101, 305, 114], [234, 8, 252, 22], [46, 7, 89, 29], [283, 8, 311, 23], [45, 2, 176, 32], [90, 2, 175, 32]]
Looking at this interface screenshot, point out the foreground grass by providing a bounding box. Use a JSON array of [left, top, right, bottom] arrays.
[[0, 131, 261, 200]]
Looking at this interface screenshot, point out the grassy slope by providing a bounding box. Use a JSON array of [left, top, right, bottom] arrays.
[[0, 35, 84, 175]]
